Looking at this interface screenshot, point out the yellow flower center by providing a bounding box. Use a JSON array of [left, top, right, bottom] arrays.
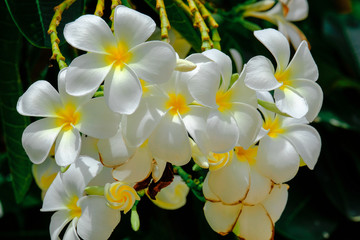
[[165, 93, 190, 116], [235, 146, 257, 165], [208, 151, 233, 171], [104, 42, 132, 69], [67, 196, 81, 218], [216, 90, 232, 112], [105, 182, 140, 213], [56, 103, 81, 131], [263, 116, 285, 138], [274, 70, 291, 90]]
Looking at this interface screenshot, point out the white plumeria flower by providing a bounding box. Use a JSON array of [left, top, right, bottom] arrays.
[[200, 145, 272, 206], [245, 28, 323, 121], [41, 156, 120, 240], [244, 0, 309, 48], [64, 5, 177, 114], [121, 67, 194, 167], [104, 181, 140, 213], [203, 183, 288, 238], [148, 175, 189, 210], [17, 68, 121, 166], [183, 49, 262, 154], [255, 91, 321, 183]]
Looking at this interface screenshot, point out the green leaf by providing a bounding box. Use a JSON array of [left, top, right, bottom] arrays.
[[0, 3, 32, 204], [5, 0, 85, 48], [145, 0, 202, 52]]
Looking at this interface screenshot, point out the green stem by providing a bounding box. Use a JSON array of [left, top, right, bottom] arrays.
[[156, 0, 171, 43], [173, 165, 205, 202]]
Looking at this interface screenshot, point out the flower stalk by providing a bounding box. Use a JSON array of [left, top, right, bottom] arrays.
[[47, 0, 76, 70], [156, 0, 171, 43], [94, 0, 105, 17], [173, 165, 205, 202]]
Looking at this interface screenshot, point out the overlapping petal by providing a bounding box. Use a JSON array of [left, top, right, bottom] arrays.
[[261, 183, 289, 222], [49, 210, 73, 240], [274, 86, 308, 119], [203, 49, 232, 89], [55, 128, 81, 167]]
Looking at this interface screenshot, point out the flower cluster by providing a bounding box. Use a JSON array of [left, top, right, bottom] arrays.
[[17, 4, 322, 240]]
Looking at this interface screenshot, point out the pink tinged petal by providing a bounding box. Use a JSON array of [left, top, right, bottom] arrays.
[[41, 173, 68, 212], [242, 167, 272, 205], [227, 66, 257, 107], [112, 146, 153, 183], [182, 106, 211, 154], [233, 205, 274, 240], [128, 41, 176, 84], [204, 201, 241, 235], [254, 28, 290, 72], [286, 41, 318, 81], [77, 196, 121, 240], [149, 112, 191, 166], [65, 53, 113, 96], [282, 124, 321, 170], [202, 49, 232, 90], [49, 210, 73, 240], [257, 135, 300, 183], [262, 183, 289, 223], [76, 97, 121, 138], [203, 174, 219, 201], [17, 80, 62, 117], [104, 65, 141, 114], [97, 129, 136, 168], [188, 61, 220, 108], [232, 103, 262, 149], [113, 5, 156, 48], [121, 97, 165, 147], [64, 15, 116, 54], [55, 128, 81, 167], [206, 110, 239, 153], [274, 86, 308, 119], [22, 118, 62, 164], [286, 0, 308, 21], [208, 159, 250, 204], [245, 56, 282, 91], [290, 79, 323, 122]]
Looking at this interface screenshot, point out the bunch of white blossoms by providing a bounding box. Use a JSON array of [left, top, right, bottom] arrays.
[[17, 5, 322, 240]]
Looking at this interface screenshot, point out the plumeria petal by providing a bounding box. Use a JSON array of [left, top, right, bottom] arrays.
[[206, 110, 239, 153], [63, 220, 79, 240], [286, 40, 318, 81], [245, 55, 282, 91], [233, 205, 274, 240], [187, 61, 220, 108], [97, 128, 136, 168], [208, 158, 250, 204], [49, 210, 73, 240], [242, 167, 273, 205], [114, 6, 156, 48], [289, 79, 323, 122], [17, 80, 62, 118], [257, 135, 300, 183], [229, 48, 243, 73], [254, 28, 290, 72], [261, 183, 289, 222], [64, 14, 116, 54], [128, 41, 176, 84], [152, 158, 167, 182], [121, 96, 165, 147], [149, 112, 191, 166], [274, 86, 308, 119], [104, 65, 142, 115], [55, 128, 81, 167], [41, 173, 68, 212], [66, 53, 113, 96], [282, 124, 321, 169], [232, 103, 262, 149], [77, 196, 121, 240], [204, 201, 242, 235], [203, 49, 232, 90], [76, 97, 121, 138], [112, 144, 153, 183], [286, 0, 308, 21], [22, 118, 62, 164], [202, 174, 219, 201], [279, 21, 307, 49]]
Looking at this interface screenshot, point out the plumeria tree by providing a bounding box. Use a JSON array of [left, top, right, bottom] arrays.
[[1, 0, 360, 239]]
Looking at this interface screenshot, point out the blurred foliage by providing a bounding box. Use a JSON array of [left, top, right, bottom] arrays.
[[0, 0, 360, 239]]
